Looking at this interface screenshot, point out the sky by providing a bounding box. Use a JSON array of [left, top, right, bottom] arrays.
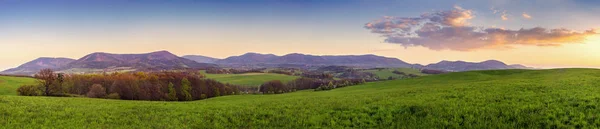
[[0, 0, 599, 70]]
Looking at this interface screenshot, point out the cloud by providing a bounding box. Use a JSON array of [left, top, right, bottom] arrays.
[[501, 11, 509, 20], [491, 7, 500, 14], [364, 6, 597, 51], [522, 12, 532, 19], [491, 7, 508, 20]]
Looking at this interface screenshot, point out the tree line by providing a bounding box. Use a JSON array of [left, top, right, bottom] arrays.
[[258, 78, 366, 94], [205, 68, 266, 74], [18, 69, 241, 101], [17, 68, 370, 101]]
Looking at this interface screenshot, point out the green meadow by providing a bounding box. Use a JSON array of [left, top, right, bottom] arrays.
[[0, 76, 37, 95], [2, 69, 600, 128], [200, 70, 299, 86], [363, 68, 428, 79]]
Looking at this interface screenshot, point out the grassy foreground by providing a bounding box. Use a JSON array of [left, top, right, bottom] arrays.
[[2, 69, 600, 128], [200, 71, 299, 86], [0, 76, 37, 95]]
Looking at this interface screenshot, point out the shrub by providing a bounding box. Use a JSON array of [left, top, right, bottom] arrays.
[[392, 70, 406, 75], [87, 84, 107, 98], [388, 76, 395, 80], [106, 93, 120, 99], [17, 85, 42, 96]]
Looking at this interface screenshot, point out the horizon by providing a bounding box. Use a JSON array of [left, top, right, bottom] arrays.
[[4, 50, 600, 71], [1, 0, 600, 70]]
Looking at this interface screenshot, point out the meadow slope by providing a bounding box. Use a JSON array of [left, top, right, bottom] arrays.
[[1, 69, 600, 128], [363, 68, 428, 79], [200, 71, 298, 86], [0, 76, 37, 95]]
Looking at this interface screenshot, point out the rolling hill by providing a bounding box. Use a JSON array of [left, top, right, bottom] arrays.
[[2, 51, 218, 75], [0, 57, 75, 75], [424, 60, 533, 72], [200, 70, 298, 86], [216, 53, 414, 68], [181, 55, 220, 63], [1, 69, 600, 128], [66, 50, 216, 70], [3, 51, 535, 75], [0, 76, 37, 95]]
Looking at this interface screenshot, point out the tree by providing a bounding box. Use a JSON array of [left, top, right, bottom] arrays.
[[87, 84, 107, 98], [181, 78, 192, 101], [167, 82, 177, 101], [328, 81, 335, 89], [260, 80, 287, 94], [34, 69, 57, 96]]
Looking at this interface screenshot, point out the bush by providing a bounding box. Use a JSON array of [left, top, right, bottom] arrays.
[[17, 85, 42, 96], [392, 70, 406, 75], [105, 93, 120, 99], [87, 84, 107, 98]]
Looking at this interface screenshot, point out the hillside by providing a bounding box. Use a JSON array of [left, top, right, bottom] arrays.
[[363, 68, 428, 79], [2, 69, 600, 128], [217, 53, 414, 68], [0, 76, 37, 95], [424, 60, 532, 72], [200, 70, 298, 86], [182, 55, 220, 63], [64, 51, 216, 71], [1, 57, 75, 75]]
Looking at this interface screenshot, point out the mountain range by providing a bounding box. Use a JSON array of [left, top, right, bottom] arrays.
[[2, 51, 215, 75], [423, 60, 534, 72], [181, 55, 220, 63], [1, 51, 533, 75], [1, 57, 76, 75], [207, 53, 414, 68], [65, 51, 215, 70]]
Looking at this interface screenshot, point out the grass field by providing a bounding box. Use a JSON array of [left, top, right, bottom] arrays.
[[363, 68, 428, 79], [200, 71, 299, 86], [2, 69, 600, 128], [0, 76, 37, 95]]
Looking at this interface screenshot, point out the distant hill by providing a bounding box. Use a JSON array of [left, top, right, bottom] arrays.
[[216, 53, 278, 64], [4, 51, 535, 75], [1, 57, 75, 75], [424, 60, 532, 72], [2, 51, 217, 75], [182, 55, 220, 63], [65, 51, 216, 70], [216, 53, 414, 68]]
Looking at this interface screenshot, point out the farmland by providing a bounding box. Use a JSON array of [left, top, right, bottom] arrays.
[[200, 70, 299, 86], [2, 69, 600, 128]]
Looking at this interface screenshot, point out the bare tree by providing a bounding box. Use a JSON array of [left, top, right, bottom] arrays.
[[35, 69, 56, 96]]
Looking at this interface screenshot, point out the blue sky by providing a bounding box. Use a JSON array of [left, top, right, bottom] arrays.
[[0, 0, 599, 70]]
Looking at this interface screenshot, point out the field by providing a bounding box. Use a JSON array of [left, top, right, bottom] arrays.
[[200, 71, 299, 86], [0, 76, 37, 95], [363, 68, 428, 79], [2, 69, 600, 128]]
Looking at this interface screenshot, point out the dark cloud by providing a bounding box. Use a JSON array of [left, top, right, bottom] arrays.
[[365, 6, 598, 51]]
